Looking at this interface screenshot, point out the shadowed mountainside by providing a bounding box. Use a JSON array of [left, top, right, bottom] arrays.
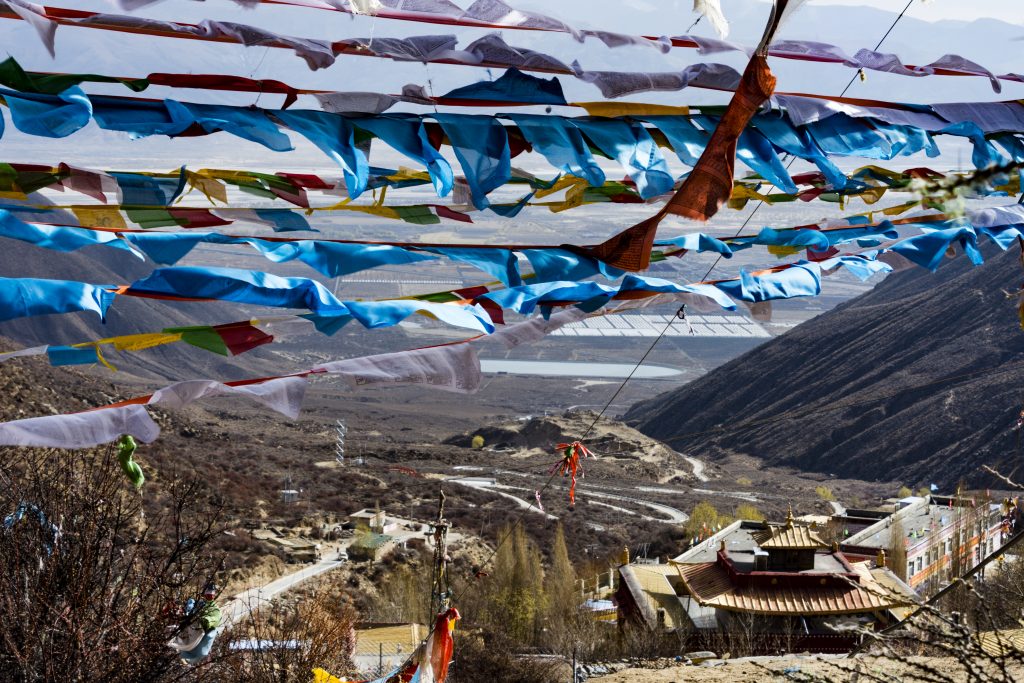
[[626, 245, 1024, 487]]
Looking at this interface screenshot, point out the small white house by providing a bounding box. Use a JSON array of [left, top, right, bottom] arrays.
[[349, 508, 398, 534]]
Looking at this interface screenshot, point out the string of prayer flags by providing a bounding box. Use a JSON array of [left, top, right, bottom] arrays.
[[0, 161, 1018, 232], [4, 201, 1022, 345], [0, 266, 499, 334], [66, 1, 1024, 92], [0, 315, 558, 449], [0, 308, 594, 373], [1, 86, 1023, 211]]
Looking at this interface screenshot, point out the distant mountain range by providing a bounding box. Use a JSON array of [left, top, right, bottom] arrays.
[[626, 245, 1024, 488]]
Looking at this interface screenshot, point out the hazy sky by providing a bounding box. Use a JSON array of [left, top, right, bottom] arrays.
[[809, 0, 1022, 24]]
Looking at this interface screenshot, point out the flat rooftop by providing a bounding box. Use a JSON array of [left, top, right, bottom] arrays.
[[845, 498, 1001, 551], [549, 313, 771, 338]]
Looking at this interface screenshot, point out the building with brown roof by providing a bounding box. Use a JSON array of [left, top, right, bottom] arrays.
[[615, 511, 918, 653]]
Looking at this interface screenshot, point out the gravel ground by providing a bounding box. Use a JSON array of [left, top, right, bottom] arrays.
[[590, 655, 1024, 682]]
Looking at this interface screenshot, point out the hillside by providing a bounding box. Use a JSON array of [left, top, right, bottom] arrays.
[[626, 245, 1024, 488]]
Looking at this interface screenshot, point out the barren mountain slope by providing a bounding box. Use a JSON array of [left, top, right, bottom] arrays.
[[627, 245, 1024, 487]]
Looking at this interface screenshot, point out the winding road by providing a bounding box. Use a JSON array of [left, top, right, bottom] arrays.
[[683, 456, 709, 482], [223, 558, 344, 625], [449, 477, 558, 520], [450, 474, 689, 525]]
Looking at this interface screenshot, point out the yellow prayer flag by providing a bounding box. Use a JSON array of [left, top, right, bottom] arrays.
[[533, 175, 586, 200], [185, 171, 228, 204], [856, 187, 888, 205], [93, 345, 117, 372], [572, 102, 690, 117], [338, 204, 402, 220], [71, 206, 128, 230], [730, 184, 773, 203], [387, 167, 432, 183], [881, 200, 922, 216], [767, 244, 803, 257], [81, 332, 183, 352], [311, 668, 347, 683]]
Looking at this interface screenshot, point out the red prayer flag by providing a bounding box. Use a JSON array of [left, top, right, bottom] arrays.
[[276, 172, 333, 190], [213, 322, 274, 356], [167, 208, 232, 229], [475, 298, 505, 325], [428, 607, 460, 683]]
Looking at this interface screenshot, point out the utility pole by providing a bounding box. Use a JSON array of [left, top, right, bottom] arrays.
[[430, 489, 452, 618], [335, 419, 346, 465]]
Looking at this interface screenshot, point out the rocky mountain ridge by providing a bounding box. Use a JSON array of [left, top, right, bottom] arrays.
[[627, 244, 1024, 487]]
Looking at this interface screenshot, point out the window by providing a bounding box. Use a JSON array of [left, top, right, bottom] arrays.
[[917, 557, 923, 573], [908, 561, 915, 577]]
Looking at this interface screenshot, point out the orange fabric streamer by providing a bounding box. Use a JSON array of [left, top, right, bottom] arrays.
[[551, 441, 594, 505], [429, 607, 461, 683]]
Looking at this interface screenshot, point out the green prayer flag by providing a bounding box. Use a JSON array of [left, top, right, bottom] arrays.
[[117, 435, 145, 489], [124, 207, 187, 229], [163, 326, 230, 356], [391, 204, 441, 225], [0, 57, 148, 95]]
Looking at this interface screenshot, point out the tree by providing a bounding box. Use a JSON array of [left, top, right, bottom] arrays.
[[898, 486, 914, 499], [545, 525, 576, 621], [211, 592, 357, 682], [544, 525, 579, 652], [488, 525, 545, 644], [888, 516, 908, 582], [816, 485, 835, 502], [685, 502, 727, 538], [734, 503, 765, 521]]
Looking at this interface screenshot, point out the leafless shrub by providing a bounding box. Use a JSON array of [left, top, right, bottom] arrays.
[[209, 591, 357, 682], [0, 446, 225, 683]]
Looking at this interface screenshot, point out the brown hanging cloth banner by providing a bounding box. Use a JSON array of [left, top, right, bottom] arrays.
[[572, 0, 792, 272]]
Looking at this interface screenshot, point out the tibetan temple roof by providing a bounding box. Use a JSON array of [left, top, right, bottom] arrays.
[[674, 561, 911, 616]]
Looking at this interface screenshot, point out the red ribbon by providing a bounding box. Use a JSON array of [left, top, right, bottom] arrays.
[[551, 441, 594, 505]]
